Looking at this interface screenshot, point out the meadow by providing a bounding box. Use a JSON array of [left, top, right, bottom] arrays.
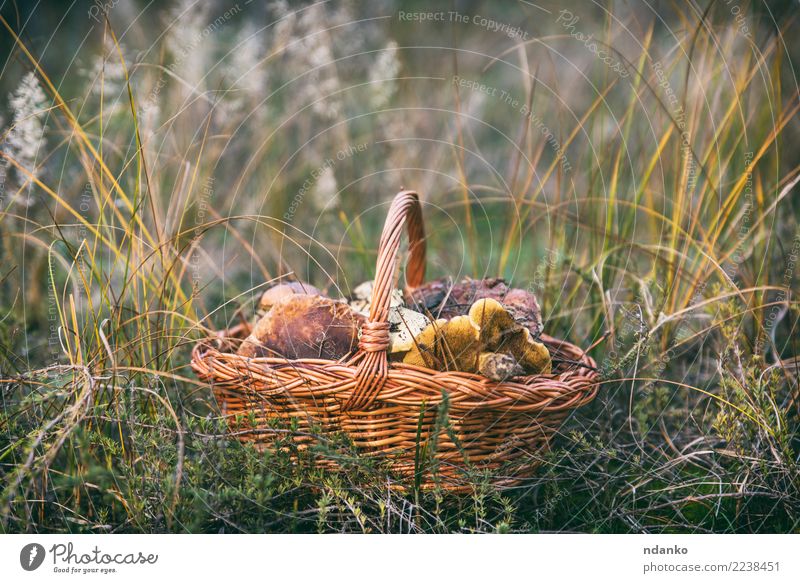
[[0, 0, 798, 533]]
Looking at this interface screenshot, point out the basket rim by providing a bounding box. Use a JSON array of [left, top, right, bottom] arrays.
[[191, 324, 597, 376], [190, 325, 600, 413]]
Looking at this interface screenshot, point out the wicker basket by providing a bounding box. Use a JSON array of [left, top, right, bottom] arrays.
[[191, 190, 599, 491]]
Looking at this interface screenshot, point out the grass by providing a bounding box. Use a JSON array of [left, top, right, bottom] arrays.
[[0, 0, 799, 533]]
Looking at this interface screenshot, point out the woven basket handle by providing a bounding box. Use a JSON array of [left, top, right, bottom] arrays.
[[343, 190, 426, 411]]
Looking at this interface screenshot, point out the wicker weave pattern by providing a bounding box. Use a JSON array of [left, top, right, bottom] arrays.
[[191, 191, 599, 490]]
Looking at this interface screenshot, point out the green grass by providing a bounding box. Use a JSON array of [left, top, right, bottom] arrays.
[[0, 0, 798, 533]]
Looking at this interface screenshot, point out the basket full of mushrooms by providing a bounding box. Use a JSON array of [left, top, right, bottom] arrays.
[[191, 190, 599, 491]]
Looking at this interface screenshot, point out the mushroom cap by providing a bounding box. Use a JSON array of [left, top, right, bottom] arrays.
[[387, 306, 431, 353], [400, 318, 445, 368], [468, 298, 517, 347], [469, 298, 551, 376], [438, 316, 482, 372], [503, 288, 544, 338], [239, 295, 364, 360], [401, 316, 480, 372], [258, 281, 322, 313], [403, 277, 452, 314], [492, 328, 552, 375]]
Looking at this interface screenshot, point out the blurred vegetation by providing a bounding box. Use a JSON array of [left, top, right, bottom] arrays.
[[0, 0, 798, 532]]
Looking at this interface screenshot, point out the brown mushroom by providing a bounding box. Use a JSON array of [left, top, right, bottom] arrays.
[[503, 288, 544, 338], [257, 281, 322, 317], [239, 295, 364, 360]]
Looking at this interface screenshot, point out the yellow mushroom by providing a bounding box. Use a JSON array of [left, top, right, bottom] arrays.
[[437, 315, 482, 373], [469, 298, 551, 375], [495, 328, 552, 374], [401, 317, 480, 372], [401, 318, 448, 369], [402, 297, 551, 377], [468, 298, 517, 347]]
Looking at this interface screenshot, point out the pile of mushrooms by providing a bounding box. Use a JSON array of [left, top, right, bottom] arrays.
[[238, 277, 550, 381]]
